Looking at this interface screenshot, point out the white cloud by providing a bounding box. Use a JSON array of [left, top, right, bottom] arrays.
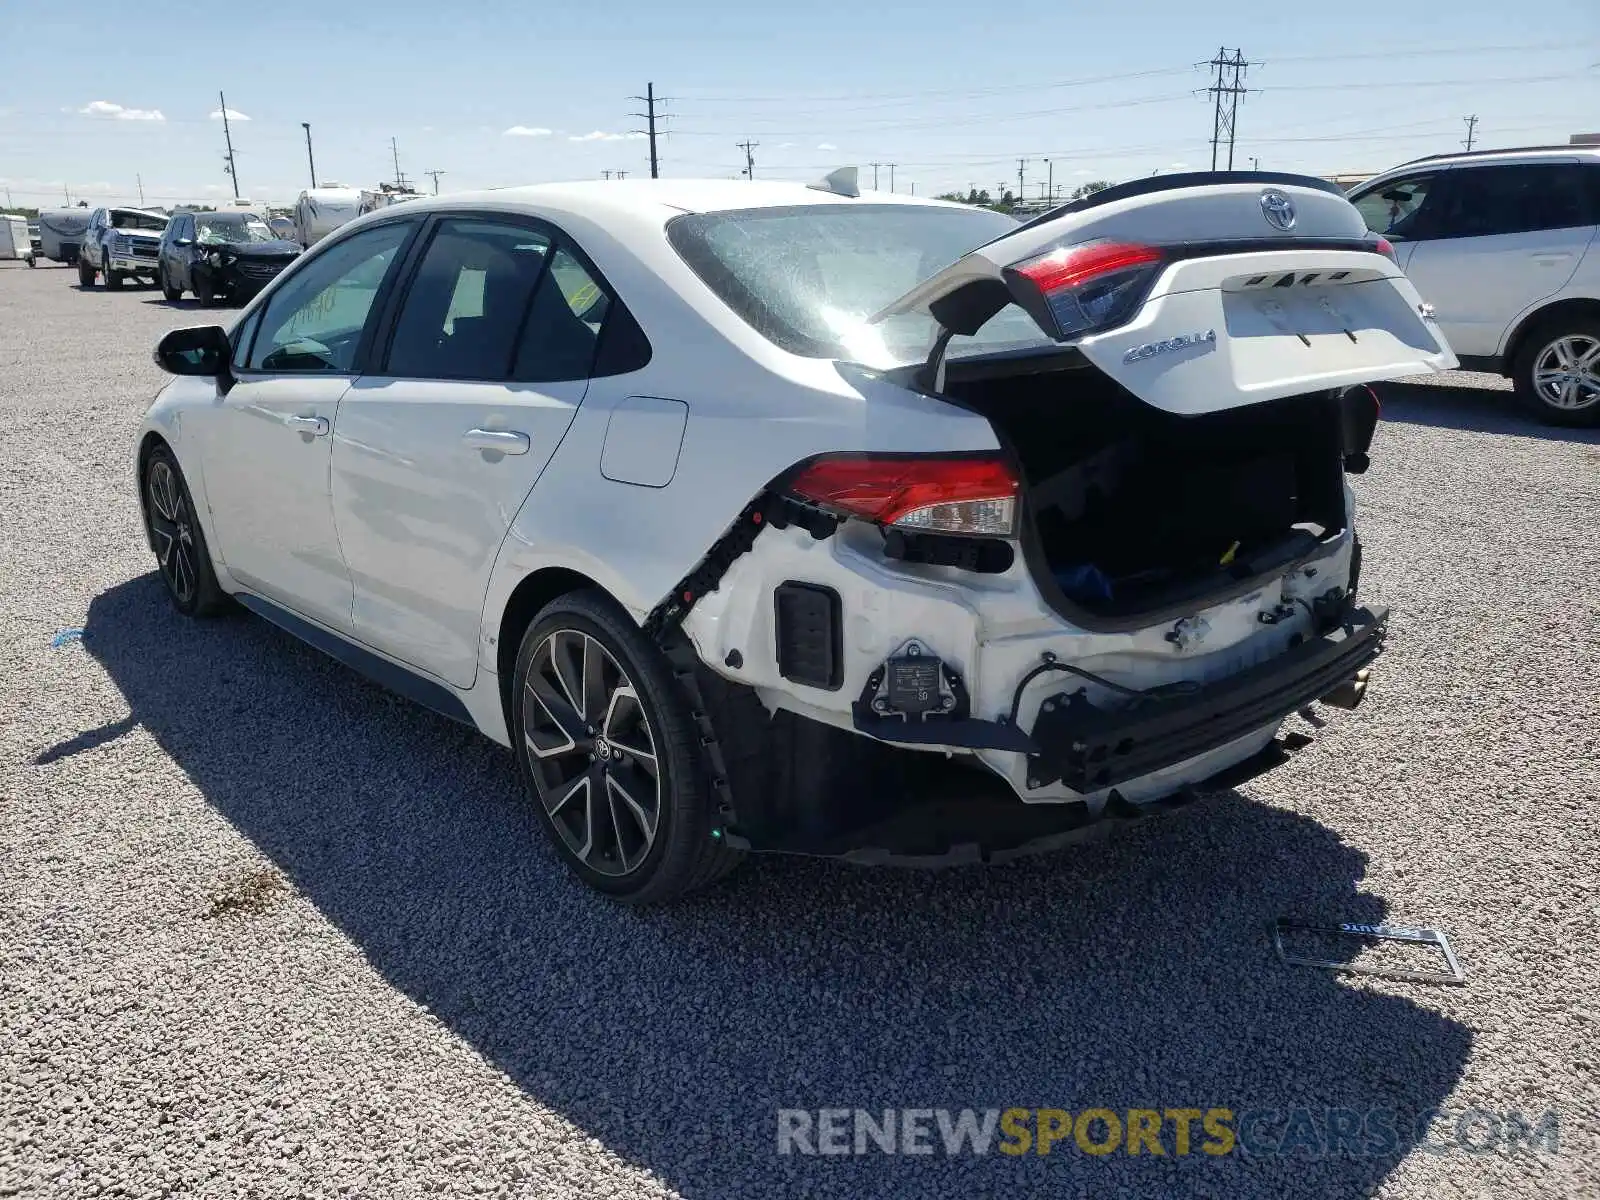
[[210, 107, 251, 122], [1168, 161, 1190, 169], [816, 142, 837, 151], [504, 126, 554, 138], [777, 141, 797, 149], [79, 100, 165, 122], [568, 130, 646, 143]]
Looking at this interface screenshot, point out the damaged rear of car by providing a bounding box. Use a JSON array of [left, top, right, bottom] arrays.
[[661, 172, 1453, 866]]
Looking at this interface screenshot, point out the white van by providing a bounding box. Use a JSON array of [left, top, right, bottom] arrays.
[[292, 186, 364, 248]]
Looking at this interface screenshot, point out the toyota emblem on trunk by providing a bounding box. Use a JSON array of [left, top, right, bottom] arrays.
[[1260, 189, 1296, 232]]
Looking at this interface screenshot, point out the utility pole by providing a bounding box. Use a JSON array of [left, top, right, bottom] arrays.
[[887, 163, 897, 192], [602, 170, 613, 180], [136, 174, 145, 206], [737, 140, 758, 179], [390, 137, 411, 190], [302, 123, 317, 188], [1462, 114, 1479, 151], [425, 169, 446, 194], [1204, 47, 1250, 171], [1251, 155, 1261, 170], [629, 82, 666, 179], [869, 162, 882, 190], [1017, 158, 1028, 202], [1044, 158, 1053, 205], [218, 90, 239, 199], [616, 170, 628, 180]]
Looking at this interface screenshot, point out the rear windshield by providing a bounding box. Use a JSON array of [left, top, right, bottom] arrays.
[[667, 204, 1049, 368]]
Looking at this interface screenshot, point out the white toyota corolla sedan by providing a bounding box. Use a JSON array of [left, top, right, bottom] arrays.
[[137, 169, 1455, 902]]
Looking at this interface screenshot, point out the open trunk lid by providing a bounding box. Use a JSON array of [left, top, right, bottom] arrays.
[[874, 171, 1456, 414]]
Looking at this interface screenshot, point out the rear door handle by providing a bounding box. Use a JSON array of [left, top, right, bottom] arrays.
[[286, 414, 329, 437], [1532, 252, 1573, 264], [463, 429, 530, 455]]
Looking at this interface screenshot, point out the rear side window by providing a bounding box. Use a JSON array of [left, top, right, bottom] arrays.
[[1426, 165, 1593, 238], [382, 218, 612, 384]]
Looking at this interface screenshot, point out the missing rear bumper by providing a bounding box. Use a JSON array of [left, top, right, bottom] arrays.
[[1028, 605, 1387, 792]]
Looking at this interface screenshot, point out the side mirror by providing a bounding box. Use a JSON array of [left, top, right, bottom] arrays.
[[154, 324, 232, 379], [175, 237, 193, 247]]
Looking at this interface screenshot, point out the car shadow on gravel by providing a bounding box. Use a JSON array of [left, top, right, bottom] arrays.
[[1372, 380, 1600, 444], [64, 575, 1474, 1199]]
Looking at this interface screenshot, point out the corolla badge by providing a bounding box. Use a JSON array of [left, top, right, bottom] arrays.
[[1260, 189, 1296, 232], [1122, 329, 1217, 364]]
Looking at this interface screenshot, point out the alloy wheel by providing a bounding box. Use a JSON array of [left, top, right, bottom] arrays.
[[1532, 334, 1600, 412], [522, 629, 662, 877], [146, 460, 197, 605]]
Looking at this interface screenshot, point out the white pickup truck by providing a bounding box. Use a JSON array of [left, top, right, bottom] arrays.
[[78, 206, 169, 289]]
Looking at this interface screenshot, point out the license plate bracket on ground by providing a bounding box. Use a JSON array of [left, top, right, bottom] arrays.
[[1272, 917, 1466, 985]]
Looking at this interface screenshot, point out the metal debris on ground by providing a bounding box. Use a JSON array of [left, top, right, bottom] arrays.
[[1273, 917, 1466, 986]]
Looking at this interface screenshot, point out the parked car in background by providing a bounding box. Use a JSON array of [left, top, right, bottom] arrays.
[[0, 215, 35, 265], [158, 210, 303, 305], [137, 173, 1452, 902], [37, 207, 92, 265], [292, 185, 364, 248], [268, 215, 296, 241], [1348, 145, 1600, 425], [78, 206, 169, 289]]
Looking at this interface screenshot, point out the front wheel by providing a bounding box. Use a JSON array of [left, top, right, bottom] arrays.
[[77, 257, 95, 287], [143, 446, 228, 617], [511, 590, 741, 903], [160, 265, 182, 301], [1513, 319, 1600, 427], [192, 270, 212, 306], [104, 263, 123, 290]]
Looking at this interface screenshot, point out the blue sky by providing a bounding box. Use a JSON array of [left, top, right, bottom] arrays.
[[2, 0, 1597, 209]]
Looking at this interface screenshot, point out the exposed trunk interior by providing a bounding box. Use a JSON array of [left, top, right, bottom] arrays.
[[944, 356, 1348, 622]]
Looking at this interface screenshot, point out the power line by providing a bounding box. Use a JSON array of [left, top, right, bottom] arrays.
[[629, 82, 668, 179], [1463, 114, 1479, 151], [1204, 47, 1252, 171]]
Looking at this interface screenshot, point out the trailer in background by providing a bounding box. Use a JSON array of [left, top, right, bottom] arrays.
[[36, 208, 92, 265], [0, 215, 34, 265]]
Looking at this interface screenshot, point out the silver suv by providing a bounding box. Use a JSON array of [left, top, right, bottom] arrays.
[[1348, 147, 1600, 425]]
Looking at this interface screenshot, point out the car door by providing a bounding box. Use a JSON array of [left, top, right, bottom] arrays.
[[331, 214, 610, 687], [198, 219, 418, 632], [1399, 163, 1598, 357]]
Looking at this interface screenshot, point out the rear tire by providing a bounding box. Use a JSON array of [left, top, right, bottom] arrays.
[[142, 446, 228, 617], [1513, 316, 1600, 427], [510, 589, 741, 904]]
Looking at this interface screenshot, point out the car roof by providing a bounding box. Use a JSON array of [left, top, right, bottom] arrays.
[[1386, 144, 1600, 172], [379, 177, 963, 224]]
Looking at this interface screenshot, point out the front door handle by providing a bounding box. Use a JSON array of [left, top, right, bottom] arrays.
[[1532, 252, 1573, 265], [463, 429, 530, 455], [286, 414, 329, 437]]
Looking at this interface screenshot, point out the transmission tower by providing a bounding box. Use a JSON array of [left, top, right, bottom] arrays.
[[1204, 47, 1251, 171], [629, 83, 669, 179]]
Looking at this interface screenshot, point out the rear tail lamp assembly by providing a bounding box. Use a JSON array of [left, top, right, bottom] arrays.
[[1002, 240, 1165, 341], [784, 453, 1019, 539]]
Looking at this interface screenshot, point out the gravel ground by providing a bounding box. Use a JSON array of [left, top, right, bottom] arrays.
[[1, 260, 1596, 1199]]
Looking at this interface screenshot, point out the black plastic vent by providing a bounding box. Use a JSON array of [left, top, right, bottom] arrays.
[[774, 583, 843, 691]]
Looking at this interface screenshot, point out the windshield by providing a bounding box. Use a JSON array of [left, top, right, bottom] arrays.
[[196, 215, 276, 244], [111, 211, 169, 232], [667, 204, 1047, 368]]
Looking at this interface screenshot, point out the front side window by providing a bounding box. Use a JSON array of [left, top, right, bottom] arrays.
[[1351, 174, 1437, 239], [667, 203, 1027, 367], [246, 221, 413, 373], [1426, 164, 1592, 239]]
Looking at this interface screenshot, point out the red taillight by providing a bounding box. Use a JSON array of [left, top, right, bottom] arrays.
[[786, 454, 1019, 537], [1012, 241, 1163, 293], [1374, 236, 1397, 263], [1003, 239, 1165, 341]]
